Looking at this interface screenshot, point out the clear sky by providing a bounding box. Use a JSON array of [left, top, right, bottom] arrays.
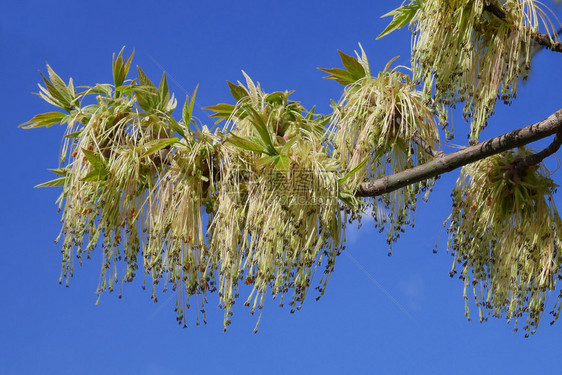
[[2, 1, 562, 374]]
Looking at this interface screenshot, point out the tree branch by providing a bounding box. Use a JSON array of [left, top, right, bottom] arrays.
[[356, 109, 562, 197], [519, 131, 562, 167], [411, 131, 445, 158], [531, 31, 562, 53]]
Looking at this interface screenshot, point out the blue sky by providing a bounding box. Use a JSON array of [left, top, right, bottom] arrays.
[[2, 1, 562, 374]]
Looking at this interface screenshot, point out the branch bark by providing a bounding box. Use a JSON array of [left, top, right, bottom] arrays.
[[356, 109, 562, 197]]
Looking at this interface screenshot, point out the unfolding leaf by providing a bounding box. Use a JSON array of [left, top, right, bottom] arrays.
[[157, 72, 170, 110], [338, 156, 369, 184], [34, 177, 67, 188], [338, 51, 366, 81], [226, 132, 267, 154], [82, 148, 106, 171], [318, 67, 356, 86], [48, 168, 69, 176], [135, 67, 158, 112], [64, 131, 82, 138], [82, 169, 109, 182], [182, 85, 199, 126], [112, 47, 134, 88], [376, 1, 421, 40], [227, 81, 249, 102], [264, 92, 285, 105], [141, 137, 178, 158], [383, 56, 400, 73], [204, 103, 236, 120], [19, 111, 67, 129], [245, 106, 277, 155]]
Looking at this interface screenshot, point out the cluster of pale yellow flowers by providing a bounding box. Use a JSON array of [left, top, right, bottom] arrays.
[[447, 149, 562, 333], [412, 0, 558, 140], [22, 0, 562, 333]]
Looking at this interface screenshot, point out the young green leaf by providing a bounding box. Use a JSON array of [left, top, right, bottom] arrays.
[[204, 103, 236, 120], [19, 111, 67, 129], [226, 132, 267, 154], [157, 72, 170, 110], [112, 47, 134, 88], [48, 168, 69, 176], [141, 137, 178, 158], [338, 51, 366, 81], [278, 136, 298, 156], [318, 67, 357, 86], [34, 177, 67, 188], [264, 92, 285, 105], [82, 169, 109, 182], [245, 106, 277, 155], [227, 81, 249, 102], [376, 1, 421, 40], [136, 66, 158, 112], [338, 156, 369, 185], [182, 84, 199, 126], [82, 149, 106, 171]]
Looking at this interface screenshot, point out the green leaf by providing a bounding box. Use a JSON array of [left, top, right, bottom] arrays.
[[157, 72, 170, 110], [45, 64, 75, 109], [278, 136, 298, 155], [256, 155, 278, 168], [274, 155, 290, 170], [204, 103, 236, 120], [135, 67, 158, 112], [318, 67, 357, 86], [112, 47, 134, 88], [166, 114, 186, 140], [82, 169, 109, 182], [376, 1, 421, 40], [37, 65, 76, 112], [264, 92, 285, 105], [338, 156, 369, 184], [89, 84, 113, 96], [82, 149, 106, 171], [19, 111, 67, 129], [227, 81, 249, 102], [48, 168, 69, 176], [141, 137, 178, 158], [245, 106, 277, 156], [64, 131, 82, 138], [34, 177, 67, 188], [226, 132, 267, 154], [182, 84, 199, 126], [338, 51, 366, 81]]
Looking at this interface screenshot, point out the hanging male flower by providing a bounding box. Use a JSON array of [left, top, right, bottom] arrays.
[[321, 48, 440, 248], [205, 74, 345, 331], [447, 148, 562, 333], [410, 0, 559, 139]]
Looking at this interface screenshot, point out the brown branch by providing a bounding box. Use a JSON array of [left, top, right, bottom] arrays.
[[531, 31, 562, 53], [519, 131, 562, 167], [483, 3, 562, 53], [411, 131, 445, 158], [356, 109, 562, 197]]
